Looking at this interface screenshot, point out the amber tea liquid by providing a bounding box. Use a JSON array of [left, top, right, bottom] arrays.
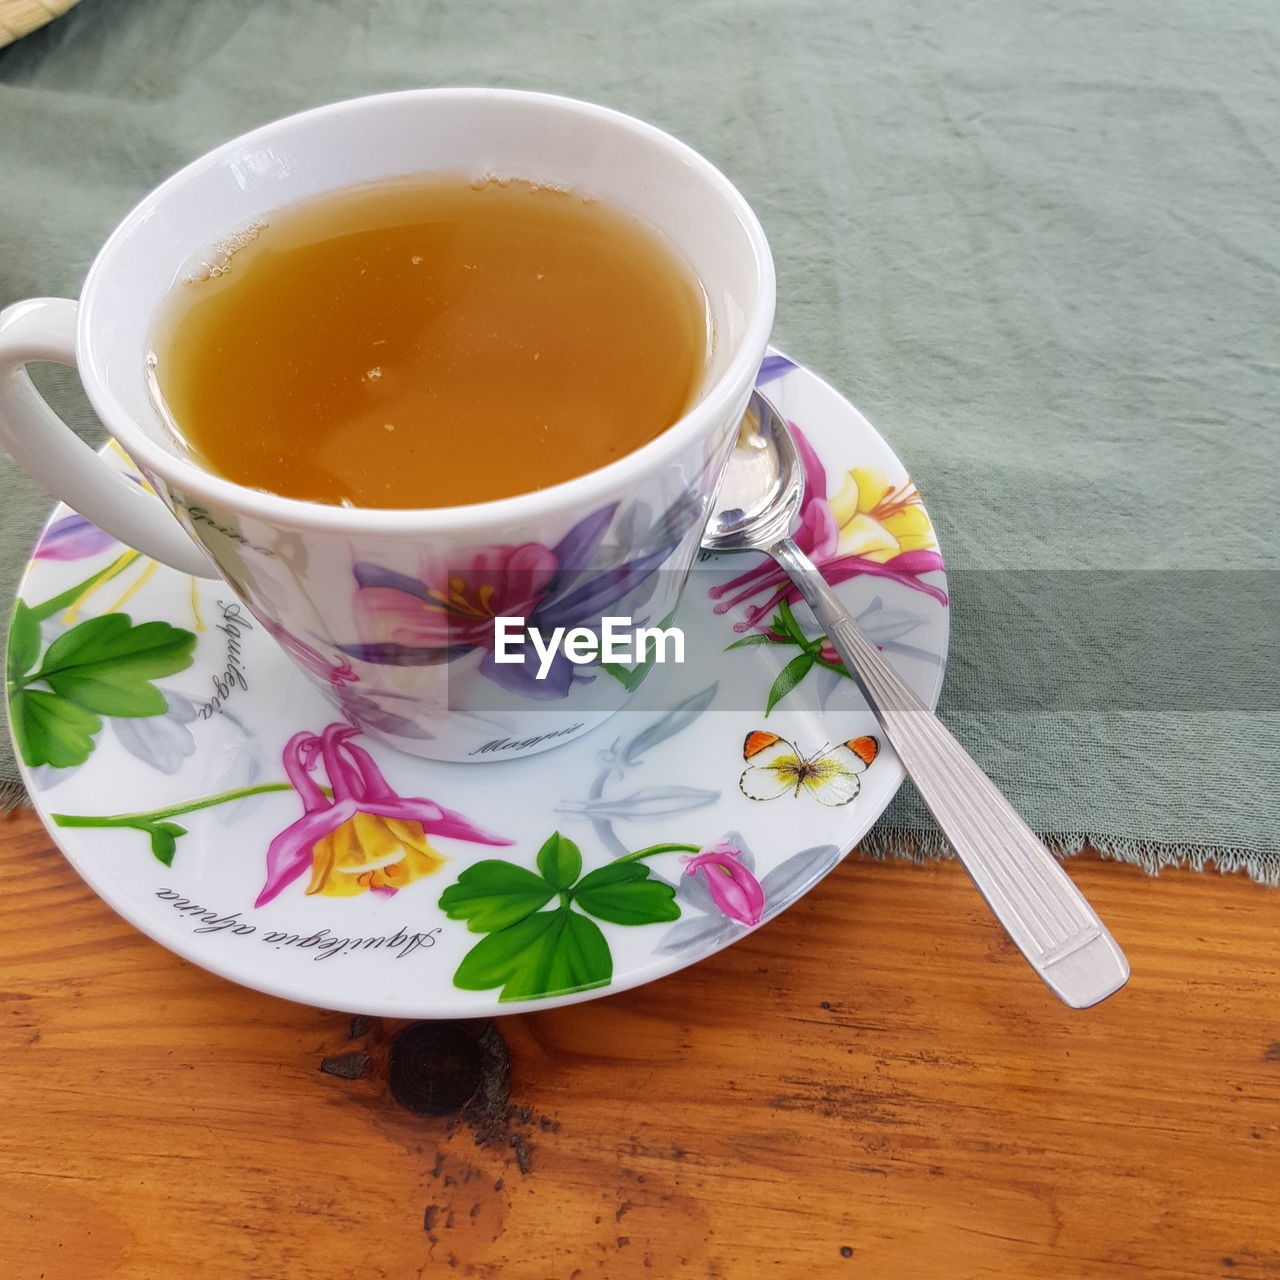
[[150, 176, 708, 508]]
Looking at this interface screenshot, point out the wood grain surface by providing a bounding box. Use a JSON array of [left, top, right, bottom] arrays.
[[2, 804, 1277, 1280]]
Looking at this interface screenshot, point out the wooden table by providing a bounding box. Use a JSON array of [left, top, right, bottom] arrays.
[[2, 805, 1277, 1280]]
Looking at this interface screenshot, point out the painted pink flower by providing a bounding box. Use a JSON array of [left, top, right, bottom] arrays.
[[34, 514, 117, 561], [342, 501, 681, 698], [683, 838, 765, 926], [353, 542, 558, 651], [262, 619, 360, 688], [709, 424, 947, 633], [256, 724, 511, 906], [817, 639, 842, 667]]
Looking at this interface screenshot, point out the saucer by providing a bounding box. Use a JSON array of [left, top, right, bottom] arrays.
[[9, 352, 949, 1016]]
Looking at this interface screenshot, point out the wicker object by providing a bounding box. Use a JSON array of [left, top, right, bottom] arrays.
[[0, 0, 79, 48]]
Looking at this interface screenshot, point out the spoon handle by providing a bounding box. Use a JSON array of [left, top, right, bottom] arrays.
[[768, 536, 1129, 1009]]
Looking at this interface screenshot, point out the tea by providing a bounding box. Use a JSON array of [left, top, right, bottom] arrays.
[[150, 175, 708, 508]]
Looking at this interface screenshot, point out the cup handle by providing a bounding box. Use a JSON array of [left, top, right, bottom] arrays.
[[0, 297, 217, 578]]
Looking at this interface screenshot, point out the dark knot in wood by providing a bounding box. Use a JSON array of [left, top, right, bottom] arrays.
[[388, 1021, 486, 1116]]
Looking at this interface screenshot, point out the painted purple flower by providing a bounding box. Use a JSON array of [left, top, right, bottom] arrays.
[[33, 514, 117, 562], [756, 353, 798, 386], [682, 837, 765, 926], [261, 618, 360, 688], [339, 500, 680, 699], [351, 542, 558, 652], [710, 424, 947, 633], [255, 723, 511, 907]]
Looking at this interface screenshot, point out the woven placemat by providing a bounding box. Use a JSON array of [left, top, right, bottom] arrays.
[[0, 0, 78, 48]]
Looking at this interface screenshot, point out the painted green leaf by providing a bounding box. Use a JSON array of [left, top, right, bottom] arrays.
[[36, 614, 196, 717], [535, 831, 582, 891], [453, 910, 561, 993], [574, 860, 681, 926], [724, 632, 776, 651], [775, 600, 812, 648], [599, 661, 645, 692], [765, 651, 816, 716], [438, 860, 556, 933], [499, 910, 610, 1002], [146, 821, 187, 868], [7, 601, 41, 682], [600, 607, 679, 692], [453, 907, 612, 1002], [10, 687, 102, 768]]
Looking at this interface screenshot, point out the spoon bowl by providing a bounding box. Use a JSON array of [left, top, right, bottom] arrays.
[[702, 396, 803, 551]]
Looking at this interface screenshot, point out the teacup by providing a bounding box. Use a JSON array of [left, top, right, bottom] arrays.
[[0, 89, 774, 761]]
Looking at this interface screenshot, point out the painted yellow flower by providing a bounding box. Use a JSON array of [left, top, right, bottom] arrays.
[[306, 812, 447, 897], [256, 724, 511, 907], [828, 469, 936, 563], [710, 422, 949, 629]]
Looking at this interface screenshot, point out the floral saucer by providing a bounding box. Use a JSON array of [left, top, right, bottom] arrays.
[[8, 353, 949, 1016]]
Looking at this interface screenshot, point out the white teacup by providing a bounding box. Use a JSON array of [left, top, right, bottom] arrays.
[[0, 89, 774, 761]]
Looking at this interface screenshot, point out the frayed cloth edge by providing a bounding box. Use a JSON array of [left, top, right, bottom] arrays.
[[3, 774, 1276, 887], [855, 827, 1280, 887], [0, 778, 28, 814]]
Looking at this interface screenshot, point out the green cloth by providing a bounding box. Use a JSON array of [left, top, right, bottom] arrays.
[[2, 0, 1276, 876]]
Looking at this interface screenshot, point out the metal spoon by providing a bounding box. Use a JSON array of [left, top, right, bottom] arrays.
[[704, 391, 1129, 1008]]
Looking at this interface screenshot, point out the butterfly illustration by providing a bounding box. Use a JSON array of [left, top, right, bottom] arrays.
[[739, 731, 880, 806]]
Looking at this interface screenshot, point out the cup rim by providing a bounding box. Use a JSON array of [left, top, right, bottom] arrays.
[[76, 87, 775, 534]]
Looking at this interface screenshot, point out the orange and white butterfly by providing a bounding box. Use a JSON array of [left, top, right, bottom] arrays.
[[739, 731, 879, 806]]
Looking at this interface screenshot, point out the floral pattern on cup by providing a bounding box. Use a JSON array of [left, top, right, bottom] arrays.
[[337, 497, 694, 699], [260, 617, 359, 689]]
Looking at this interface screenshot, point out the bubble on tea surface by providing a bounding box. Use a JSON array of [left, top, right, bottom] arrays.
[[468, 172, 491, 191], [181, 219, 267, 284]]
